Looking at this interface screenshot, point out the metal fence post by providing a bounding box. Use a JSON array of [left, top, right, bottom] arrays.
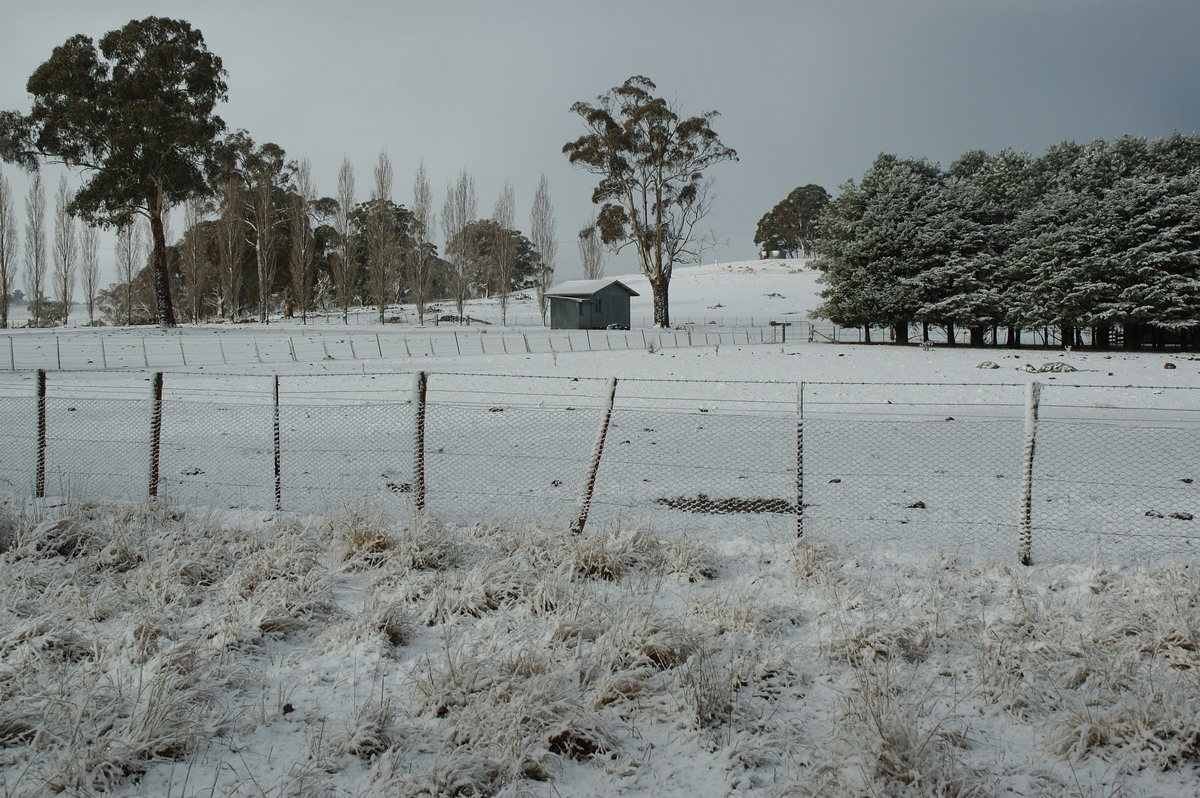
[[149, 372, 163, 498], [413, 370, 428, 514], [571, 377, 618, 535], [273, 375, 282, 511], [36, 369, 46, 498], [796, 381, 805, 539], [1018, 381, 1042, 566]]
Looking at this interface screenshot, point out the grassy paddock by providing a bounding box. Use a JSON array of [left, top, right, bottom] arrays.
[[0, 497, 1197, 796]]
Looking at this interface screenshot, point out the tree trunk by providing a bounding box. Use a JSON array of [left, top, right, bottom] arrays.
[[863, 325, 871, 343], [149, 203, 176, 328], [650, 277, 670, 328], [1006, 327, 1022, 347], [944, 323, 956, 346], [893, 322, 909, 344], [970, 326, 986, 347]]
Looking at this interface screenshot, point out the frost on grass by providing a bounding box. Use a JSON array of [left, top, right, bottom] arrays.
[[1, 499, 1199, 796]]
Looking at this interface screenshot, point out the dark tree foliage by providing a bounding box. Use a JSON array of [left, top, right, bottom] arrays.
[[448, 219, 540, 296], [754, 184, 829, 257], [348, 199, 416, 286], [812, 134, 1200, 349], [212, 131, 295, 322], [0, 17, 228, 327], [564, 76, 736, 327]]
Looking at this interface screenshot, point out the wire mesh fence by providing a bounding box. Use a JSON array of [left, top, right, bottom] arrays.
[[0, 370, 1196, 565]]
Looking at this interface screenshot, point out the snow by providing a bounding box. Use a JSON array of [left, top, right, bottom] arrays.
[[1, 259, 1199, 796]]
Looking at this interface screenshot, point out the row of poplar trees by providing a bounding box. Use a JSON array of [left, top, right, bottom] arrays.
[[122, 139, 557, 328], [812, 133, 1200, 348]]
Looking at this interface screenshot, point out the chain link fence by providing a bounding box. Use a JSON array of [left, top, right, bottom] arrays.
[[0, 370, 1196, 565]]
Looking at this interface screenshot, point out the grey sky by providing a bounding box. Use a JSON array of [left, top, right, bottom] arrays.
[[3, 0, 1199, 286]]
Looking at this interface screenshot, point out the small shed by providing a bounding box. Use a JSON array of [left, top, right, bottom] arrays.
[[545, 278, 640, 330]]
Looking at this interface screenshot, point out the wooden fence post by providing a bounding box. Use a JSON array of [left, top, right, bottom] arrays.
[[149, 372, 163, 498], [1018, 381, 1042, 566], [796, 381, 805, 539], [571, 377, 618, 535], [413, 371, 428, 513], [273, 375, 282, 511], [36, 369, 46, 498]]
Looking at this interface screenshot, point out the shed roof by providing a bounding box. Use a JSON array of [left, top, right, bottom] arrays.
[[545, 278, 640, 298]]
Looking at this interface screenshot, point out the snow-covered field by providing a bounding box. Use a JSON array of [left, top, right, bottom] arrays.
[[2, 260, 1199, 796]]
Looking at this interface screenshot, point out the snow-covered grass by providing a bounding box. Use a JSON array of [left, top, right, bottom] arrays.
[[2, 260, 1199, 795], [1, 498, 1198, 796]]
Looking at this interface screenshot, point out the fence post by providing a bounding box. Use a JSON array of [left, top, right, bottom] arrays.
[[413, 370, 428, 514], [273, 375, 282, 511], [36, 369, 46, 498], [1018, 381, 1042, 566], [571, 377, 618, 535], [149, 372, 163, 498], [796, 381, 805, 539]]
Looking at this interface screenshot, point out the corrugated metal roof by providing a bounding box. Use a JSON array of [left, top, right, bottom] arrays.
[[545, 278, 640, 298]]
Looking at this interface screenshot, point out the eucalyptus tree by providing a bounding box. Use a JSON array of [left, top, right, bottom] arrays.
[[215, 132, 292, 323], [0, 17, 228, 327], [564, 76, 737, 327], [754, 184, 829, 257]]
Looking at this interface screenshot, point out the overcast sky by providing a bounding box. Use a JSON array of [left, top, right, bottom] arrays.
[[4, 0, 1200, 287]]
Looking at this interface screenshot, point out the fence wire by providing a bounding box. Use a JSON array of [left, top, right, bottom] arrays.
[[0, 371, 1196, 565]]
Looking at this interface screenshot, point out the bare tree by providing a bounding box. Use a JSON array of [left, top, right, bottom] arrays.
[[367, 151, 400, 324], [179, 196, 210, 323], [407, 163, 436, 325], [114, 218, 146, 325], [79, 222, 100, 325], [0, 168, 16, 328], [441, 169, 476, 324], [492, 180, 516, 325], [578, 214, 605, 280], [530, 174, 557, 323], [288, 158, 316, 323], [213, 175, 244, 320], [23, 172, 46, 327], [333, 157, 357, 323], [52, 175, 77, 325]]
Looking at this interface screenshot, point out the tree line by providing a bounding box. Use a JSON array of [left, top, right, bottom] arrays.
[[0, 17, 561, 328], [809, 134, 1200, 348]]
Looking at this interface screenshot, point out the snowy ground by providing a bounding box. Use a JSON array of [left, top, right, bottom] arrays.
[[1, 260, 1199, 795]]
